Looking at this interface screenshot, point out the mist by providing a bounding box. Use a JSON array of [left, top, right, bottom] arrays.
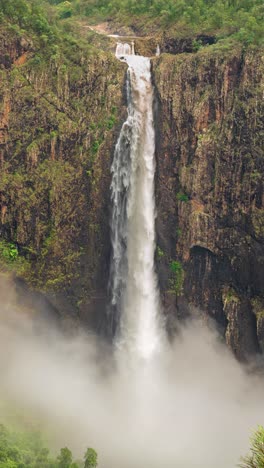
[[0, 278, 263, 468]]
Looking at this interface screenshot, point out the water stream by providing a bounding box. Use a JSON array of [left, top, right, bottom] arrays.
[[109, 45, 163, 359]]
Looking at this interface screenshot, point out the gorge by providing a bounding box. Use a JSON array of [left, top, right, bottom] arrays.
[[1, 18, 263, 360], [0, 1, 263, 466]]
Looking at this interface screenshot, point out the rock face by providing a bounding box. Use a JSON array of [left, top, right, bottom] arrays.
[[1, 22, 263, 360], [0, 25, 125, 328], [153, 44, 264, 359], [161, 34, 216, 55]]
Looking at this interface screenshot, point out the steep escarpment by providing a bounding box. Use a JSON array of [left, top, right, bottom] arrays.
[[0, 24, 125, 327], [153, 44, 264, 359], [1, 2, 263, 359]]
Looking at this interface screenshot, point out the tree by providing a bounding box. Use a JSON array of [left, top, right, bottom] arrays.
[[240, 426, 264, 468], [84, 448, 97, 468], [57, 447, 73, 468]]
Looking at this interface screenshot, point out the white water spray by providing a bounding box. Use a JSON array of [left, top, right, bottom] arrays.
[[110, 47, 163, 359]]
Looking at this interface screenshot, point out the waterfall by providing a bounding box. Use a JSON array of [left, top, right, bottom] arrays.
[[109, 48, 163, 359], [115, 42, 133, 57]]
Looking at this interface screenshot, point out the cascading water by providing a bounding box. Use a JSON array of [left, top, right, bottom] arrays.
[[109, 45, 163, 359], [115, 42, 132, 57]]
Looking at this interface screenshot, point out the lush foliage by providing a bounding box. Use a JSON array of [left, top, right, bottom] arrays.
[[0, 0, 57, 37], [0, 423, 97, 468], [4, 0, 261, 46], [240, 426, 264, 468], [0, 241, 18, 262], [84, 448, 97, 468], [68, 0, 263, 44]]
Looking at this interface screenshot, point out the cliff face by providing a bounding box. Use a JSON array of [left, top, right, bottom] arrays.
[[1, 23, 263, 358], [0, 25, 125, 327], [153, 44, 264, 359]]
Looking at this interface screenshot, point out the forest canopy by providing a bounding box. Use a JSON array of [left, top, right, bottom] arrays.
[[54, 0, 263, 44], [0, 0, 263, 45]]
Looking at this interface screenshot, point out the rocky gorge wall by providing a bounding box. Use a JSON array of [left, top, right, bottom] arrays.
[[1, 23, 263, 359], [153, 44, 264, 359], [0, 25, 125, 329]]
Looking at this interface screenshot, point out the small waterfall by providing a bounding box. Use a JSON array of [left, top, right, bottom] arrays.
[[156, 44, 160, 56], [109, 48, 163, 359], [115, 42, 133, 57]]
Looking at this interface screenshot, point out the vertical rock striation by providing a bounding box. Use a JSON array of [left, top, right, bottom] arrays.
[[0, 26, 126, 327], [153, 45, 264, 359]]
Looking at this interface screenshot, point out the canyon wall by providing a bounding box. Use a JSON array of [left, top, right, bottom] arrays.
[[0, 26, 125, 329], [153, 44, 264, 359], [1, 24, 263, 358]]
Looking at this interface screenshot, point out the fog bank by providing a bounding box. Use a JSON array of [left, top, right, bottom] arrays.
[[0, 278, 263, 467]]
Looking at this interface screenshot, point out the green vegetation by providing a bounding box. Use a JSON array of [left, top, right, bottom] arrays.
[[2, 0, 261, 46], [56, 1, 74, 19], [0, 240, 30, 277], [240, 426, 264, 467], [0, 241, 18, 262], [105, 114, 116, 130], [169, 260, 184, 296], [0, 0, 58, 43], [57, 447, 75, 467], [176, 192, 189, 202], [0, 422, 98, 468], [84, 448, 97, 468], [192, 39, 203, 52], [64, 0, 264, 45], [222, 287, 240, 306]]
